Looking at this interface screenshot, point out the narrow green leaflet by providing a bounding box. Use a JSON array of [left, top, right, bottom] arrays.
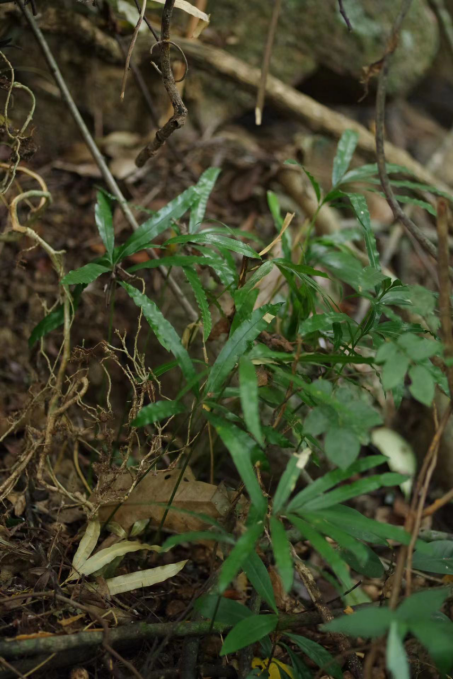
[[62, 263, 112, 286], [324, 427, 360, 469], [165, 233, 260, 259], [302, 472, 407, 511], [218, 522, 265, 593], [288, 515, 352, 589], [189, 167, 221, 233], [121, 283, 197, 389], [316, 505, 432, 551], [408, 364, 435, 406], [243, 551, 278, 613], [341, 162, 415, 184], [183, 267, 212, 341], [221, 614, 278, 656], [95, 191, 114, 261], [205, 304, 279, 397], [205, 414, 266, 514], [132, 400, 186, 427], [396, 587, 451, 622], [270, 516, 294, 593], [234, 260, 274, 309], [332, 130, 359, 187], [287, 455, 386, 512], [340, 543, 385, 577], [410, 620, 453, 675], [285, 633, 343, 679], [386, 622, 410, 679], [367, 177, 453, 201], [275, 259, 329, 279], [305, 514, 370, 566], [239, 357, 263, 445], [115, 186, 198, 262], [412, 541, 453, 575], [323, 606, 394, 637], [285, 160, 322, 203], [273, 454, 305, 515], [195, 594, 252, 624], [346, 193, 380, 270]]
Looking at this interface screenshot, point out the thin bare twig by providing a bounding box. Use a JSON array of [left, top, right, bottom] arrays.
[[120, 0, 147, 101], [405, 404, 452, 595], [338, 0, 353, 31], [436, 198, 453, 397], [135, 0, 188, 167], [375, 0, 438, 261], [16, 0, 198, 322], [255, 0, 283, 125], [423, 488, 454, 518]]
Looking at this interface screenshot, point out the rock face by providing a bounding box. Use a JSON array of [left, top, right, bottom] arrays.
[[0, 0, 439, 153], [206, 0, 439, 94]]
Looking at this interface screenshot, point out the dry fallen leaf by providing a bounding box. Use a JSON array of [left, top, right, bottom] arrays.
[[69, 540, 161, 580], [71, 518, 101, 574], [95, 467, 240, 535], [105, 560, 187, 595]]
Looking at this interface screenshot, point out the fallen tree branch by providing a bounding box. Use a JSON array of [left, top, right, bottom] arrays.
[[0, 601, 384, 660], [16, 1, 198, 323]]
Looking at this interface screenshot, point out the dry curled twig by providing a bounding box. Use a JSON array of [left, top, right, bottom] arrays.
[[135, 0, 188, 167]]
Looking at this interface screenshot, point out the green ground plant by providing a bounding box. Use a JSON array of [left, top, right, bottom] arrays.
[[32, 130, 453, 678]]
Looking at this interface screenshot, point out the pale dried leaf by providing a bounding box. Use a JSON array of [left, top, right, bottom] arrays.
[[72, 518, 101, 573], [371, 427, 416, 497], [151, 0, 210, 35], [259, 212, 294, 257], [105, 560, 188, 595], [69, 540, 161, 580]]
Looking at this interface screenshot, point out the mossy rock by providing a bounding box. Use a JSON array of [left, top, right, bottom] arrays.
[[206, 0, 438, 94]]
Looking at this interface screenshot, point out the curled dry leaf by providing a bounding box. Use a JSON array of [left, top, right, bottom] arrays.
[[105, 560, 188, 595], [69, 540, 161, 580], [95, 467, 243, 535], [71, 518, 101, 574], [151, 0, 210, 37]]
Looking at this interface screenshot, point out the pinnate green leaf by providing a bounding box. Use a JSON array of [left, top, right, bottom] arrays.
[[183, 267, 212, 341], [221, 614, 278, 656], [323, 606, 393, 637], [270, 516, 294, 593], [286, 633, 343, 679], [408, 364, 435, 406], [95, 191, 114, 261], [243, 550, 278, 612], [205, 304, 279, 397], [386, 622, 410, 679], [325, 427, 360, 469], [239, 357, 263, 446], [332, 130, 359, 187], [132, 400, 186, 427], [116, 186, 198, 262], [121, 283, 197, 389], [218, 522, 264, 594], [189, 167, 221, 233], [62, 263, 111, 286]]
